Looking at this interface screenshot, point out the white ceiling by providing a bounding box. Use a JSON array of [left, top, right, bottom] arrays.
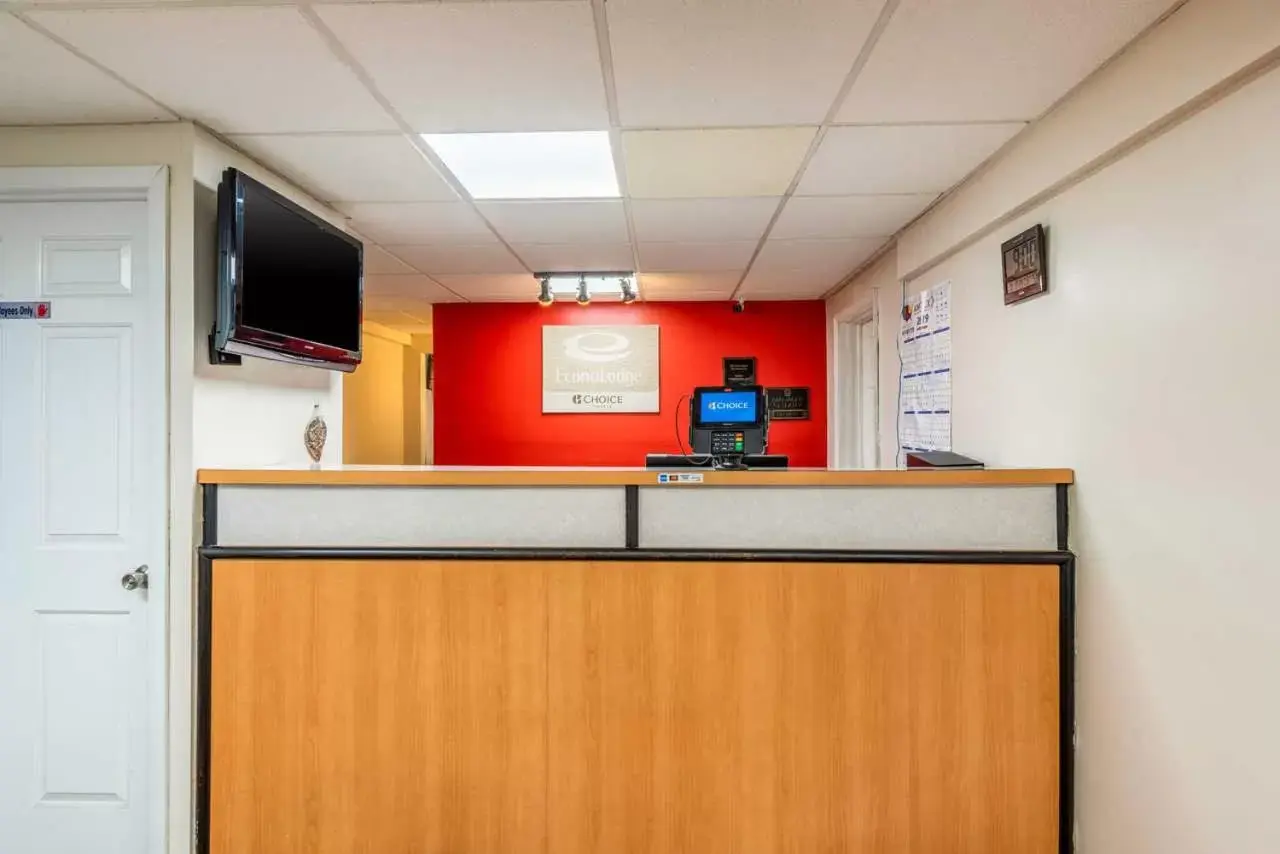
[[3, 0, 1178, 322]]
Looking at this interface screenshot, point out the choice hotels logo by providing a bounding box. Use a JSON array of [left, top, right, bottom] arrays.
[[563, 330, 631, 363], [572, 393, 625, 406]]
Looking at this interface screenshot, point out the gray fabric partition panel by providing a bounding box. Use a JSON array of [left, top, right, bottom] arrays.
[[217, 485, 628, 548], [638, 486, 1057, 551]]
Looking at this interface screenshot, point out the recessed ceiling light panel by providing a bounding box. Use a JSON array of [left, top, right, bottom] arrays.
[[422, 131, 620, 200]]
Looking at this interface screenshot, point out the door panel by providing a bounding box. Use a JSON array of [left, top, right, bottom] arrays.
[[0, 199, 162, 854], [40, 237, 134, 298], [37, 611, 133, 803], [41, 325, 132, 539]]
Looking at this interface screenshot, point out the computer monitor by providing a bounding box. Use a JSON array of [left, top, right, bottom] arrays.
[[691, 386, 765, 430], [690, 386, 767, 457]]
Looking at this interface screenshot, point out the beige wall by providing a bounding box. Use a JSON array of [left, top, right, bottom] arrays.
[[898, 0, 1280, 278], [411, 333, 434, 465], [827, 2, 1280, 847], [1, 121, 375, 854], [0, 123, 199, 854], [343, 323, 429, 465], [344, 325, 406, 464], [826, 249, 894, 466], [191, 127, 346, 469]]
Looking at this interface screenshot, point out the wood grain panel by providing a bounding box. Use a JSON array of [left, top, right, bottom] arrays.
[[209, 559, 548, 854], [548, 562, 913, 854], [547, 562, 1058, 854], [908, 563, 1060, 854], [210, 559, 1059, 854]]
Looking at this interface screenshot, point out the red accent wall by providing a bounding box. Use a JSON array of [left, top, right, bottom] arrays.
[[433, 301, 827, 467]]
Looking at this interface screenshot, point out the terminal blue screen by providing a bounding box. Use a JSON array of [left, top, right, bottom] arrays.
[[697, 390, 759, 424]]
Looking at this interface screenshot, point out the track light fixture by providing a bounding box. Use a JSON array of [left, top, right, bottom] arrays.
[[533, 272, 638, 305]]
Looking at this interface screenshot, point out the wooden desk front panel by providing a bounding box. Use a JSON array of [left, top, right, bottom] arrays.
[[209, 560, 548, 854], [209, 560, 1059, 854]]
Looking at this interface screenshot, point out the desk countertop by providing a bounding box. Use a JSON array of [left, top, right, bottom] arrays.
[[196, 466, 1074, 487]]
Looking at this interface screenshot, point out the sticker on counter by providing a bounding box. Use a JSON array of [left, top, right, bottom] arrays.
[[0, 301, 52, 321], [657, 472, 704, 484]]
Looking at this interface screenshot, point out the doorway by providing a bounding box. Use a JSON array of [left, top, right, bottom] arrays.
[[0, 170, 167, 854], [834, 311, 879, 469]]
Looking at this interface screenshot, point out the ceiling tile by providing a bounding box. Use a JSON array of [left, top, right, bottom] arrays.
[[230, 134, 457, 203], [646, 291, 736, 303], [838, 0, 1177, 123], [638, 271, 741, 300], [433, 274, 539, 302], [31, 7, 395, 133], [0, 15, 172, 125], [753, 237, 884, 276], [387, 244, 526, 276], [772, 193, 938, 239], [514, 244, 635, 273], [638, 242, 755, 273], [364, 274, 455, 302], [735, 290, 824, 302], [624, 128, 816, 198], [608, 0, 883, 127], [365, 297, 442, 317], [743, 237, 885, 296], [476, 200, 629, 245], [316, 2, 608, 132], [338, 202, 493, 246], [363, 301, 438, 328], [738, 270, 835, 299], [630, 198, 779, 243], [362, 244, 416, 276], [796, 124, 1023, 195], [20, 0, 224, 4], [366, 309, 429, 327]]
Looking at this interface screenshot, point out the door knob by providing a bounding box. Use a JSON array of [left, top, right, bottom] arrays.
[[121, 565, 149, 592]]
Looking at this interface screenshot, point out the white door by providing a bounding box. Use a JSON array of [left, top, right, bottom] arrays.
[[834, 314, 879, 469], [0, 199, 164, 854], [855, 315, 879, 468]]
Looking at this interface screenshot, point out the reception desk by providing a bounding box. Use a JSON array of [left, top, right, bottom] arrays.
[[196, 467, 1075, 854]]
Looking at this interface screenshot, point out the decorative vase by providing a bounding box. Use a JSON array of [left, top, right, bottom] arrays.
[[304, 404, 327, 469]]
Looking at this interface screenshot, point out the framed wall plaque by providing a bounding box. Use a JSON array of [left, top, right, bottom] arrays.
[[766, 387, 810, 421], [723, 356, 757, 388], [1001, 224, 1048, 305]]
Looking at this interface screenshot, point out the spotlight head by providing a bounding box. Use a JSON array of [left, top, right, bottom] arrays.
[[536, 276, 554, 307], [620, 277, 637, 304], [576, 275, 591, 306]]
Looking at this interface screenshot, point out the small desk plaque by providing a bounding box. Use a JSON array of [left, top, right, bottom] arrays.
[[766, 387, 810, 421]]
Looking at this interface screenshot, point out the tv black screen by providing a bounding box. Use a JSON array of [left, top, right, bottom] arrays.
[[215, 168, 363, 371]]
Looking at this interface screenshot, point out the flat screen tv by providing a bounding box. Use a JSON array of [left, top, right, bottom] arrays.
[[214, 167, 363, 372]]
